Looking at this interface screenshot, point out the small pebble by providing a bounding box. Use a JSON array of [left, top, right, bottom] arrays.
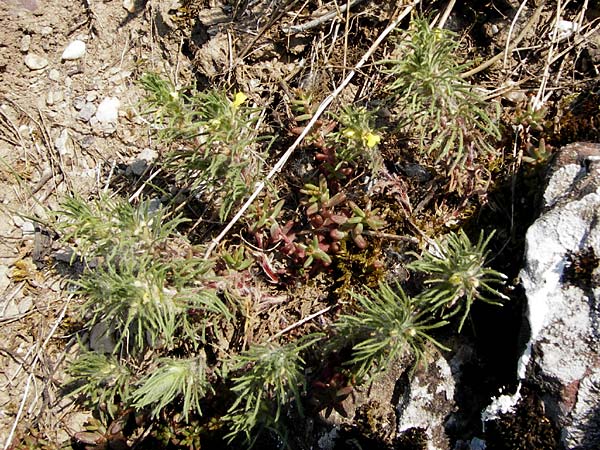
[[128, 159, 147, 176], [61, 40, 86, 60], [79, 135, 95, 148], [138, 147, 158, 161], [13, 215, 24, 227], [95, 97, 120, 123], [54, 129, 73, 156], [40, 26, 53, 36], [24, 53, 48, 70], [123, 0, 135, 13], [21, 221, 35, 236], [108, 70, 132, 84], [77, 102, 96, 122], [20, 35, 31, 53], [86, 91, 97, 102], [48, 68, 60, 81], [72, 96, 85, 110]]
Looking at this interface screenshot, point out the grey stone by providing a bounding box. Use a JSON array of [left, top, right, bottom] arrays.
[[77, 102, 96, 122], [397, 355, 455, 449], [314, 350, 455, 450], [89, 322, 116, 353], [127, 158, 148, 176], [72, 96, 85, 110], [516, 142, 600, 449]]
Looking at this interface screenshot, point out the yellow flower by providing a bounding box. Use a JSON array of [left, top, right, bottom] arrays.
[[342, 128, 356, 139], [232, 92, 248, 108], [364, 132, 381, 148]]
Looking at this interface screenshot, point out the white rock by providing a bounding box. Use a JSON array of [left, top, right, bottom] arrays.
[[138, 147, 158, 162], [61, 40, 86, 60], [13, 215, 24, 227], [48, 68, 60, 81], [554, 20, 579, 41], [55, 129, 74, 157], [21, 221, 35, 236], [24, 54, 48, 70], [20, 35, 31, 53], [95, 97, 120, 123], [123, 0, 135, 13]]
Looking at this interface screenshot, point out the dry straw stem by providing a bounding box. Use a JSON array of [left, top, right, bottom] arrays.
[[204, 0, 421, 259], [281, 0, 366, 34], [461, 1, 545, 78], [4, 294, 73, 450]]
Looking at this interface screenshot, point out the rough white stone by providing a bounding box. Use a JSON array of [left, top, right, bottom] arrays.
[[61, 40, 86, 60], [48, 68, 60, 81], [95, 97, 120, 123], [20, 35, 31, 53], [518, 143, 600, 448], [24, 53, 48, 70], [123, 0, 135, 13]]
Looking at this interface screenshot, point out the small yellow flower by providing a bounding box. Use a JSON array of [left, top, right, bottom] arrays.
[[342, 128, 356, 139], [364, 132, 381, 148], [232, 92, 248, 108]]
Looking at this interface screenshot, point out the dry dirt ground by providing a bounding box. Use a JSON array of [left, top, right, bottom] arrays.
[[0, 0, 599, 448], [0, 0, 166, 445]]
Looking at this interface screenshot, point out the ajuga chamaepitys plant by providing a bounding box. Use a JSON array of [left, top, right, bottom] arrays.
[[334, 282, 448, 381], [224, 334, 322, 445], [408, 229, 508, 332], [382, 18, 501, 173], [139, 73, 272, 221], [131, 354, 212, 421]]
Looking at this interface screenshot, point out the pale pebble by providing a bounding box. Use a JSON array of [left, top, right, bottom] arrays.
[[20, 35, 31, 53], [61, 40, 86, 60], [13, 215, 24, 227], [48, 68, 60, 81], [24, 53, 48, 70], [123, 0, 135, 13], [21, 222, 35, 236], [95, 97, 120, 123], [77, 102, 96, 122], [55, 129, 74, 156]]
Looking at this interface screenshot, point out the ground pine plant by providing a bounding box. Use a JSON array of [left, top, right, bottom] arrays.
[[139, 73, 272, 221], [382, 17, 501, 177], [333, 282, 449, 381], [408, 229, 509, 332], [55, 194, 232, 427], [223, 334, 323, 445]]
